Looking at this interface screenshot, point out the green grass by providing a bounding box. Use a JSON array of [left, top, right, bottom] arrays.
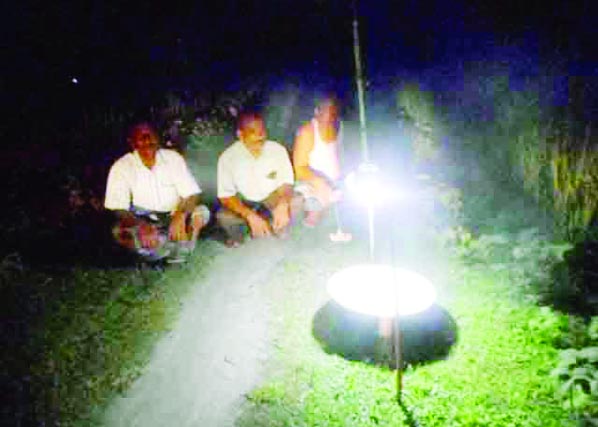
[[4, 217, 579, 427], [236, 233, 575, 427], [405, 266, 568, 426], [4, 240, 220, 427]]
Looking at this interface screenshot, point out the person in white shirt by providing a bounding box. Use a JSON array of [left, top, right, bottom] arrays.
[[293, 95, 343, 227], [104, 122, 209, 262], [216, 111, 298, 246]]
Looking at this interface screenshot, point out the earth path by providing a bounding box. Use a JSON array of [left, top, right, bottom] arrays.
[[102, 237, 297, 427]]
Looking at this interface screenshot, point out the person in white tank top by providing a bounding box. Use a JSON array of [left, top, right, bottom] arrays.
[[293, 95, 343, 227]]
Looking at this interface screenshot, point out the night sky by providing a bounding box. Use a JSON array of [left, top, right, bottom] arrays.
[[4, 0, 598, 141]]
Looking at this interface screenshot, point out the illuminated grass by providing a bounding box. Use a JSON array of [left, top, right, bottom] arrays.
[[237, 237, 574, 427], [405, 266, 569, 426]]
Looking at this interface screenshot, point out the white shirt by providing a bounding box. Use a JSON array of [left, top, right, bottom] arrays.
[[308, 118, 342, 181], [217, 140, 294, 202], [104, 149, 201, 212]]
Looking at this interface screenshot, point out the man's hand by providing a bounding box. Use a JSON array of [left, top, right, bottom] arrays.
[[271, 201, 290, 233], [246, 211, 272, 238], [169, 211, 188, 241]]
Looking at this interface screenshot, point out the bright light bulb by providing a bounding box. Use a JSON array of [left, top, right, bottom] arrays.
[[327, 264, 436, 317], [345, 163, 398, 205]]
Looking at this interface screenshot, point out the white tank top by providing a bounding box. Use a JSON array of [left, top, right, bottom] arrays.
[[308, 118, 342, 181]]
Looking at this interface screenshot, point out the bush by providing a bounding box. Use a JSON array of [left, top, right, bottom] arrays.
[[547, 238, 598, 316], [551, 318, 598, 421]]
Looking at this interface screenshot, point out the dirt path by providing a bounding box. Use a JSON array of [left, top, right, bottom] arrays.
[[102, 237, 294, 427], [101, 203, 445, 427]]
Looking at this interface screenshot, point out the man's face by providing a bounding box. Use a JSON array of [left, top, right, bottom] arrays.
[[315, 100, 339, 125], [131, 125, 159, 162], [238, 117, 267, 150]]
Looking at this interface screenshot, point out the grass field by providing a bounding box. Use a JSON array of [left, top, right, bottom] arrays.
[[236, 227, 575, 427], [3, 117, 592, 426], [3, 190, 582, 427]]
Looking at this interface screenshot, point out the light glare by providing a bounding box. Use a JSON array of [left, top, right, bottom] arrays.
[[327, 264, 436, 317], [345, 163, 403, 205]]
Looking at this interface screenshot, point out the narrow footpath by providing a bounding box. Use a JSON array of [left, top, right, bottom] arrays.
[[102, 237, 294, 427]]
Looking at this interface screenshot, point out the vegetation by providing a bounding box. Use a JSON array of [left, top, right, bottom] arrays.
[[551, 333, 598, 422], [3, 58, 598, 426], [396, 63, 598, 424], [236, 224, 580, 426], [2, 242, 221, 426], [237, 61, 597, 427], [2, 91, 240, 426]]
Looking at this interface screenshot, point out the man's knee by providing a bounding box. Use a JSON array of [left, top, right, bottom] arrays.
[[191, 204, 211, 228], [295, 181, 327, 211], [111, 221, 169, 260], [112, 224, 137, 249], [290, 193, 305, 216]]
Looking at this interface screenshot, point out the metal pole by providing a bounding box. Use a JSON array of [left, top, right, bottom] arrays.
[[367, 205, 375, 260], [352, 2, 375, 260], [352, 3, 369, 163], [389, 211, 403, 403], [394, 315, 403, 402]]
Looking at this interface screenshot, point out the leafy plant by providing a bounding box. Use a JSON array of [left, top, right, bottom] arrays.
[[546, 238, 598, 315], [551, 346, 598, 419], [397, 83, 441, 167]]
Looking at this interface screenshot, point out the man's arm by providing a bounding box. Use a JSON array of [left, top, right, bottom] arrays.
[[175, 194, 200, 214], [217, 150, 259, 219], [292, 124, 317, 182], [217, 148, 271, 237], [220, 195, 272, 237], [169, 193, 201, 240], [273, 143, 295, 206], [219, 195, 256, 220], [272, 183, 293, 204], [268, 183, 293, 233]]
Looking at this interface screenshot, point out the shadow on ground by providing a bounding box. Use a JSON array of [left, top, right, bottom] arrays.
[[312, 300, 458, 368]]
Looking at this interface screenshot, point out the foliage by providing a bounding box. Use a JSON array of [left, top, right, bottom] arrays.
[[547, 238, 598, 315], [397, 83, 441, 167], [442, 220, 598, 423], [2, 86, 275, 426], [547, 119, 598, 241], [425, 62, 598, 242], [160, 89, 262, 151], [2, 242, 219, 427], [7, 71, 597, 425], [551, 343, 598, 420], [546, 316, 598, 425], [237, 238, 574, 427]]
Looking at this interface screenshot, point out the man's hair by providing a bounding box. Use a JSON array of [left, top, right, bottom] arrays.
[[314, 92, 340, 113], [236, 110, 264, 131]]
